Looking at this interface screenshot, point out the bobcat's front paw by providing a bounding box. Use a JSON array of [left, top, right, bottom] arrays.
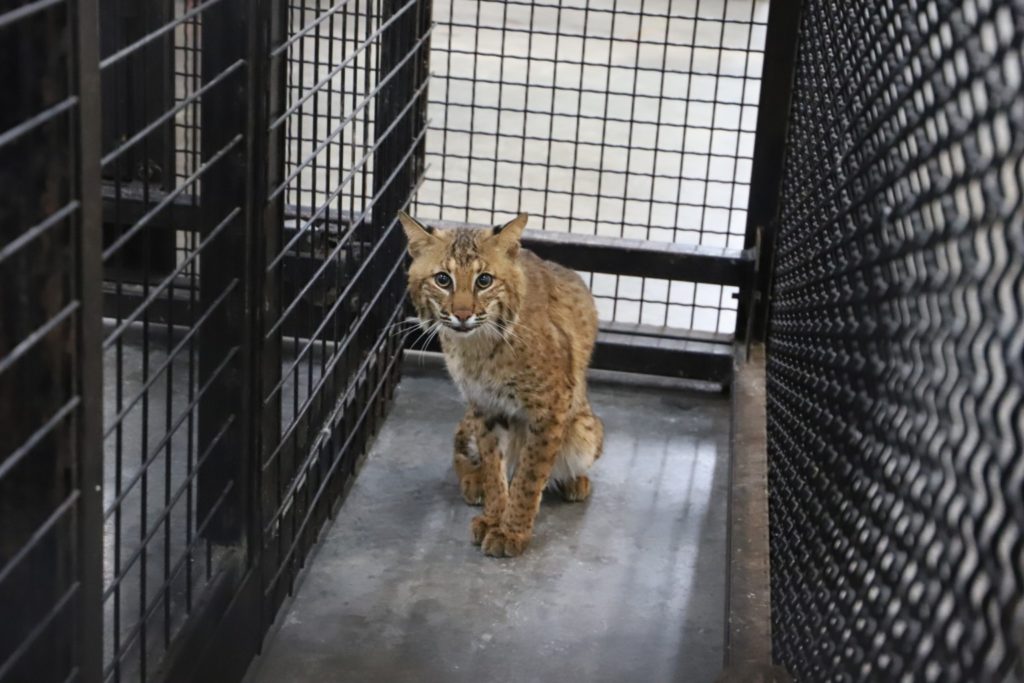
[[481, 526, 530, 558], [459, 470, 484, 506], [557, 475, 591, 502], [470, 515, 498, 545]]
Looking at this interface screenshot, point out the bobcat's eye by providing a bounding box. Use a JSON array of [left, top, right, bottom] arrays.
[[434, 272, 452, 288], [476, 273, 494, 289]]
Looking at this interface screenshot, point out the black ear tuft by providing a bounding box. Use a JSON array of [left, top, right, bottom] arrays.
[[491, 223, 505, 236]]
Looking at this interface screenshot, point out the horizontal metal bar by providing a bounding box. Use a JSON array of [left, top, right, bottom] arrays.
[[101, 134, 242, 261], [0, 397, 80, 484], [101, 59, 245, 167], [102, 207, 239, 347], [426, 219, 751, 285], [0, 201, 79, 264], [100, 182, 345, 231], [595, 320, 733, 345], [0, 492, 79, 587], [0, 581, 79, 680], [98, 0, 228, 70], [0, 301, 79, 376], [593, 329, 733, 383], [0, 0, 64, 30], [0, 97, 77, 150]]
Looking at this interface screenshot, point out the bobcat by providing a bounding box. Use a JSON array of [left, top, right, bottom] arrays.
[[399, 211, 604, 558]]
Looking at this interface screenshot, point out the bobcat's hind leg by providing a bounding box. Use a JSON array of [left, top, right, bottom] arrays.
[[453, 410, 483, 505], [551, 407, 604, 503]]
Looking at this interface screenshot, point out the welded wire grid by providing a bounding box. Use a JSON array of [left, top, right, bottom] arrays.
[[0, 2, 89, 681], [173, 3, 203, 269], [98, 0, 245, 679], [767, 1, 1024, 681], [259, 0, 428, 605], [417, 0, 768, 333]]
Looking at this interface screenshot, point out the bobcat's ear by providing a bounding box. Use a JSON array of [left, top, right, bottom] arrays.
[[398, 211, 436, 257], [490, 213, 528, 257]]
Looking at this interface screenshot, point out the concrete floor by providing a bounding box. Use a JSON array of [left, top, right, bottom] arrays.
[[245, 359, 731, 683]]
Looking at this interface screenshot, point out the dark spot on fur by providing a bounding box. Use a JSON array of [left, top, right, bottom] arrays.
[[483, 414, 510, 431]]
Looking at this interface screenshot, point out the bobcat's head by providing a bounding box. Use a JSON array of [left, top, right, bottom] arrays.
[[399, 212, 528, 339]]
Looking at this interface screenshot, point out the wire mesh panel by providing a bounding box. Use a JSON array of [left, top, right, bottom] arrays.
[[3, 0, 429, 679], [256, 0, 430, 616], [418, 0, 769, 334], [766, 0, 1024, 680], [0, 1, 102, 681], [97, 0, 250, 679]]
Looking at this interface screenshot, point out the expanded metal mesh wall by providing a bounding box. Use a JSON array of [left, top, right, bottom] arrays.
[[418, 0, 769, 333], [767, 1, 1024, 680]]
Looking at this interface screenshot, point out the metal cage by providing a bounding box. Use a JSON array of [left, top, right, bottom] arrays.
[[2, 0, 428, 681], [3, 0, 1024, 682]]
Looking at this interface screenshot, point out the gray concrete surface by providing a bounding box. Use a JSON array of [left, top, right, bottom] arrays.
[[245, 359, 731, 683]]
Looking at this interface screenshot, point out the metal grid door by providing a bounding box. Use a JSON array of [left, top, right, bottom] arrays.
[[255, 0, 431, 621], [412, 0, 773, 383], [765, 0, 1024, 680], [98, 0, 252, 677], [2, 0, 430, 681]]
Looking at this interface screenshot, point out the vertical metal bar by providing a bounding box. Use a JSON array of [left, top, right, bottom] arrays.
[[412, 0, 432, 191], [256, 0, 288, 630], [75, 0, 105, 677], [197, 0, 251, 543], [735, 0, 802, 342]]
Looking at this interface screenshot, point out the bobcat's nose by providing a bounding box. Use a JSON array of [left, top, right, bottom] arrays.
[[452, 308, 473, 323]]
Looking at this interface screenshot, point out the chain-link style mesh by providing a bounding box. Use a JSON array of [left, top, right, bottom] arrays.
[[766, 1, 1024, 681]]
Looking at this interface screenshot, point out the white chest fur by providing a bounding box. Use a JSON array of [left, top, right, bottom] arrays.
[[444, 351, 521, 418]]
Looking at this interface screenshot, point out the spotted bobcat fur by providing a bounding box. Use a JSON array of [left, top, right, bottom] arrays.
[[400, 211, 604, 558]]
